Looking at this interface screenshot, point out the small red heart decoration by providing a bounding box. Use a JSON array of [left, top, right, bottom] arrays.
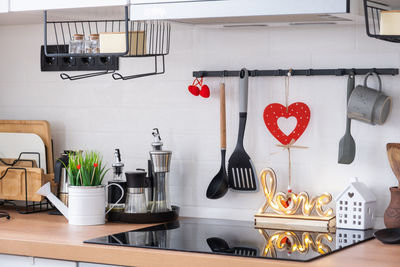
[[199, 85, 210, 98], [263, 102, 310, 145], [281, 199, 289, 208], [188, 85, 200, 96]]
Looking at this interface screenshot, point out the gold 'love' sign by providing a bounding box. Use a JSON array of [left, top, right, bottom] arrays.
[[258, 168, 333, 217]]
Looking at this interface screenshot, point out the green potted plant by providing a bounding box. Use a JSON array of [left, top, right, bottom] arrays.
[[37, 151, 124, 225], [67, 151, 107, 187]]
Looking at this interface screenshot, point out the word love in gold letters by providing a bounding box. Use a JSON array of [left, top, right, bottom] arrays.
[[258, 168, 333, 217]]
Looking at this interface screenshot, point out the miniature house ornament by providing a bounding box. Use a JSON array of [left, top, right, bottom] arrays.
[[336, 178, 376, 230]]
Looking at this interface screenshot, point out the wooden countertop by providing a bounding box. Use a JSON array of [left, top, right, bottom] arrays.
[[0, 208, 399, 267]]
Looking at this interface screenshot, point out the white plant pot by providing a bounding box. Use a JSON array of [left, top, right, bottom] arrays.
[[68, 183, 123, 226], [68, 185, 107, 225]]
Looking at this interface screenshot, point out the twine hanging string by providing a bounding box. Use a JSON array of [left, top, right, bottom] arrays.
[[271, 69, 308, 193], [275, 140, 308, 192]]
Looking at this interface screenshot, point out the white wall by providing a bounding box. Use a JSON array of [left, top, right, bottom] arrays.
[[0, 22, 399, 222]]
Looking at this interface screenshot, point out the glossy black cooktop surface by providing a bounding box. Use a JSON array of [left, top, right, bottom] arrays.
[[84, 218, 375, 262]]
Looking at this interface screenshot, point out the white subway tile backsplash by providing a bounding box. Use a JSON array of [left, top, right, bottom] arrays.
[[0, 21, 399, 220]]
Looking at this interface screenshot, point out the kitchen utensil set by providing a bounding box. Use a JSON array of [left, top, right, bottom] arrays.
[[188, 77, 210, 98], [207, 68, 257, 199]]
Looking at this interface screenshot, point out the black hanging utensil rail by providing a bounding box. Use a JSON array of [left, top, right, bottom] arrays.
[[363, 0, 400, 43], [193, 68, 399, 78]]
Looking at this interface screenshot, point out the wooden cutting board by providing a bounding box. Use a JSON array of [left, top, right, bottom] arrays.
[[0, 120, 53, 174], [0, 158, 38, 168], [0, 166, 53, 201], [0, 133, 47, 173]]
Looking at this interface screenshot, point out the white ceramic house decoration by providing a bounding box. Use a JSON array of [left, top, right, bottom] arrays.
[[336, 178, 376, 230]]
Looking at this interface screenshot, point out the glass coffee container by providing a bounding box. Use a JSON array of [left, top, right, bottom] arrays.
[[69, 34, 84, 54], [124, 171, 147, 214], [149, 129, 172, 213]]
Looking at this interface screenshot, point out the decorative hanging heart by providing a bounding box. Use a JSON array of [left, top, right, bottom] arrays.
[[263, 102, 310, 145]]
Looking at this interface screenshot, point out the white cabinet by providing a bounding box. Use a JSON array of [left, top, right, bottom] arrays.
[[10, 0, 129, 12], [130, 0, 354, 24], [0, 0, 8, 13], [0, 255, 75, 267], [0, 254, 121, 267]]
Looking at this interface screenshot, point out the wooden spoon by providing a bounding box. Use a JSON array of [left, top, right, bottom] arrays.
[[387, 143, 400, 189]]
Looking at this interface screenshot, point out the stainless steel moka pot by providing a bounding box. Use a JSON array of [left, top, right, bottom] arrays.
[[149, 128, 172, 213]]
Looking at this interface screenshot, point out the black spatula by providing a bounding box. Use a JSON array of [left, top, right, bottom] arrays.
[[227, 68, 257, 191]]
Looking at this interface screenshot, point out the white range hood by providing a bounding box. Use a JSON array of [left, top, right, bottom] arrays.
[[130, 0, 364, 26]]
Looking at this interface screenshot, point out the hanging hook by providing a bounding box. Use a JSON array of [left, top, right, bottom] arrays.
[[285, 68, 292, 111], [221, 70, 227, 84]]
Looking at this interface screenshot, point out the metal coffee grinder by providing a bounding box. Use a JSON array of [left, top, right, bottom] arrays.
[[149, 128, 172, 213]]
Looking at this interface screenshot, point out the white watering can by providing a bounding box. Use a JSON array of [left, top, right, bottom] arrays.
[[37, 182, 123, 225]]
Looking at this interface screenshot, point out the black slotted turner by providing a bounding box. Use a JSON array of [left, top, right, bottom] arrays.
[[227, 68, 257, 191]]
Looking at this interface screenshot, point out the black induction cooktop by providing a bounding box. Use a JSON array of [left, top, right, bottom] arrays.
[[84, 218, 375, 262]]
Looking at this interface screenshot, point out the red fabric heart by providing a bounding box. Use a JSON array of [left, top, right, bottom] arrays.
[[263, 102, 310, 145], [188, 85, 200, 96], [199, 85, 210, 98]]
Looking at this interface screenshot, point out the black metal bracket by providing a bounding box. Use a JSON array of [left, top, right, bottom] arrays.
[[0, 152, 54, 214], [0, 152, 40, 169], [193, 68, 399, 78], [60, 70, 115, 81], [112, 55, 166, 80]]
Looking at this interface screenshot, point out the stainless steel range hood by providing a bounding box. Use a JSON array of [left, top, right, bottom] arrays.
[[130, 0, 363, 26]]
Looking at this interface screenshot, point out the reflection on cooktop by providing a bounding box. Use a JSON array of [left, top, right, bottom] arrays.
[[84, 218, 375, 262]]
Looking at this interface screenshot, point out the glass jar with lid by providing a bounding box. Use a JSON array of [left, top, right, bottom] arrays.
[[69, 34, 84, 54], [85, 34, 100, 54]]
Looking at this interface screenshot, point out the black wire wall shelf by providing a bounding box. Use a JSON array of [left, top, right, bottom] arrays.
[[364, 0, 400, 43], [193, 68, 399, 78], [42, 5, 171, 80]]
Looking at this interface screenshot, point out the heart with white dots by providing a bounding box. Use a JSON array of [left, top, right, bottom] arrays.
[[263, 102, 310, 145]]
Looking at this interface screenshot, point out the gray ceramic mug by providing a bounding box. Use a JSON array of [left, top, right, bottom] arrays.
[[347, 72, 392, 125]]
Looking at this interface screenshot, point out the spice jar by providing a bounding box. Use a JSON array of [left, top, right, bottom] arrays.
[[69, 34, 84, 54], [85, 34, 100, 54]]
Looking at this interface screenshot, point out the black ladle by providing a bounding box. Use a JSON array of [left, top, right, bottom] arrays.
[[206, 83, 229, 199]]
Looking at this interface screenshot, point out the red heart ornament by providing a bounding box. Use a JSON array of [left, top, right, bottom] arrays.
[[263, 102, 310, 145], [199, 84, 210, 98], [188, 85, 200, 96]]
